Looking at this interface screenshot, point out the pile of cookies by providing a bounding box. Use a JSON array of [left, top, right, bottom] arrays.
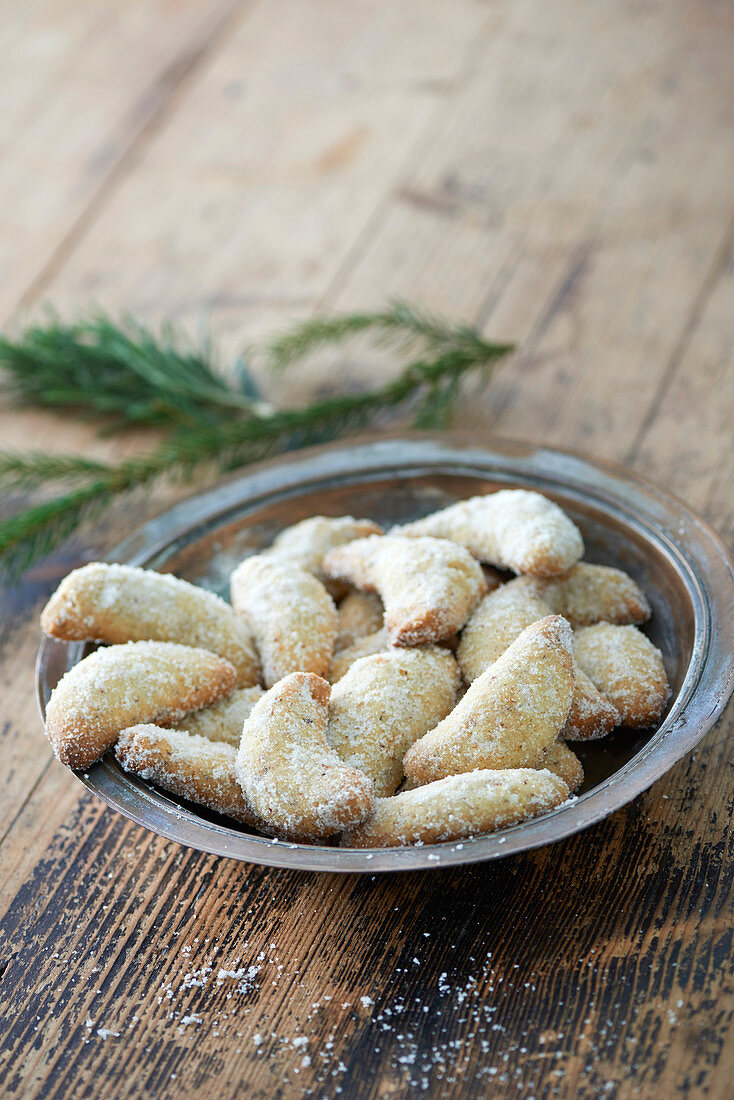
[[40, 490, 670, 848]]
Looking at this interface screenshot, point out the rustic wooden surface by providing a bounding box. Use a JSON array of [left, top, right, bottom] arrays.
[[1, 1, 733, 1097]]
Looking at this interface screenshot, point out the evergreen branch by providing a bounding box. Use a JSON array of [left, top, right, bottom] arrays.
[[0, 333, 513, 581], [0, 314, 266, 430], [263, 299, 492, 371], [0, 451, 111, 491]]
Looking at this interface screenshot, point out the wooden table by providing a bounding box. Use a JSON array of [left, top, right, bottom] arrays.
[[1, 2, 732, 1096]]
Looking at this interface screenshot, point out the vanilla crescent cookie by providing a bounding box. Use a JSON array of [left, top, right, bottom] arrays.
[[395, 490, 584, 577], [562, 670, 620, 741], [45, 641, 237, 769], [457, 579, 551, 682], [329, 629, 389, 683], [457, 579, 619, 741], [522, 564, 650, 628], [334, 590, 384, 651], [403, 616, 575, 785], [267, 515, 383, 598], [172, 686, 265, 746], [41, 562, 260, 687], [341, 768, 570, 848], [116, 726, 257, 826], [235, 672, 375, 841], [323, 535, 486, 646], [574, 623, 670, 728], [535, 742, 584, 794], [327, 648, 461, 796], [230, 557, 337, 688]]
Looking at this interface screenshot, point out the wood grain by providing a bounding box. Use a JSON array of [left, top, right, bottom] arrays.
[[1, 1, 732, 1097]]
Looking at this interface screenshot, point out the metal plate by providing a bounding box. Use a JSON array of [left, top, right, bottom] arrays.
[[36, 435, 734, 872]]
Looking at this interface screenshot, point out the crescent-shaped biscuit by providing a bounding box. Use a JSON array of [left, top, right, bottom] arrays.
[[267, 515, 383, 598], [45, 641, 237, 769], [561, 670, 620, 741], [41, 562, 260, 687], [574, 623, 670, 728], [457, 579, 551, 681], [235, 672, 375, 841], [458, 580, 619, 741], [521, 564, 651, 627], [403, 616, 575, 785], [323, 535, 486, 646], [536, 742, 584, 793], [341, 768, 570, 848], [172, 686, 265, 746], [327, 648, 461, 796], [334, 590, 384, 651], [116, 726, 257, 826], [230, 557, 337, 688], [395, 490, 583, 577]]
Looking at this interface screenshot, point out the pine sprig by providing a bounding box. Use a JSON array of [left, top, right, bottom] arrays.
[[0, 452, 110, 491], [0, 315, 268, 431], [263, 299, 486, 371], [0, 305, 513, 581]]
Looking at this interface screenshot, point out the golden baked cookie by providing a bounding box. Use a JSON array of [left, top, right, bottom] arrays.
[[230, 557, 336, 687], [395, 490, 583, 576], [341, 768, 570, 848], [267, 515, 383, 598], [323, 534, 486, 646], [327, 647, 460, 796], [523, 563, 650, 628], [535, 741, 584, 793], [41, 562, 260, 687], [404, 616, 575, 785], [235, 672, 375, 841], [574, 623, 670, 728], [45, 641, 237, 769], [458, 579, 619, 742], [116, 725, 257, 826]]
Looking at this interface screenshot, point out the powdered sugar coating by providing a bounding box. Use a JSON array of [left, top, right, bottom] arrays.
[[334, 590, 384, 651], [404, 616, 575, 785], [116, 725, 257, 826], [230, 557, 337, 688], [575, 623, 670, 728], [45, 641, 237, 769], [341, 768, 570, 848], [323, 535, 486, 646], [329, 629, 389, 683], [395, 490, 584, 577], [235, 672, 375, 841], [521, 564, 651, 627], [41, 562, 260, 687], [267, 515, 383, 598], [173, 687, 265, 746], [457, 579, 619, 741], [327, 648, 461, 796]]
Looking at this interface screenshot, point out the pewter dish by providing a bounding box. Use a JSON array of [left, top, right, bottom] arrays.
[[36, 436, 734, 872]]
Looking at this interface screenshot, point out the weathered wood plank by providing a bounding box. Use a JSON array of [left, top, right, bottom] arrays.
[[0, 0, 256, 326], [25, 0, 488, 340]]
